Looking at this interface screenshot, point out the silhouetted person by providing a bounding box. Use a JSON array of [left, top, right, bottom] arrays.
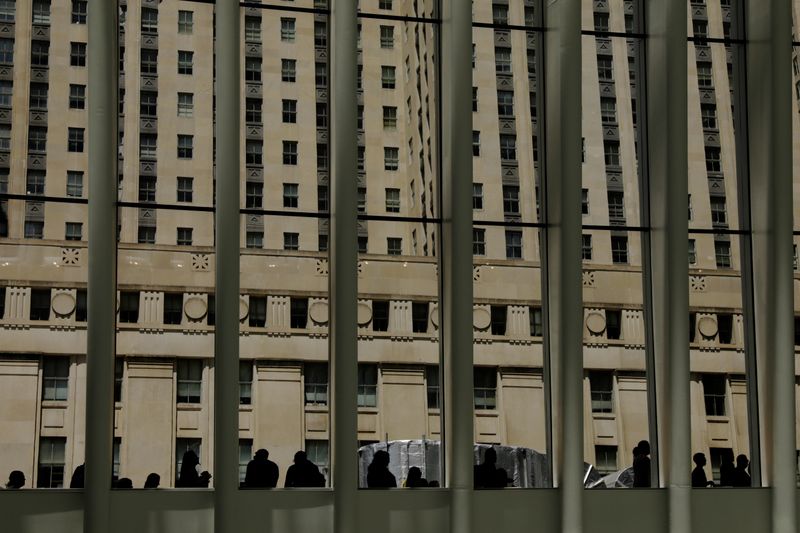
[[116, 478, 133, 489], [69, 464, 85, 489], [719, 449, 735, 487], [428, 480, 440, 487], [367, 450, 396, 488], [284, 451, 325, 488], [632, 440, 651, 487], [175, 450, 201, 488], [244, 449, 279, 488], [198, 471, 212, 488], [474, 448, 509, 488], [5, 470, 25, 489], [144, 473, 161, 489], [732, 454, 751, 487], [404, 466, 428, 488], [692, 452, 714, 487]]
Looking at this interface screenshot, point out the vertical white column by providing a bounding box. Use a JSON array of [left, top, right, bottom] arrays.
[[214, 0, 240, 530], [85, 1, 118, 532], [543, 1, 582, 532], [746, 1, 796, 532], [440, 0, 473, 531], [329, 0, 358, 531], [645, 0, 690, 530]]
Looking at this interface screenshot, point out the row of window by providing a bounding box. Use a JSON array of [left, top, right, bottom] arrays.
[[0, 0, 88, 26], [243, 57, 328, 86], [0, 39, 87, 68], [0, 126, 87, 153], [139, 49, 196, 76], [139, 7, 195, 35]]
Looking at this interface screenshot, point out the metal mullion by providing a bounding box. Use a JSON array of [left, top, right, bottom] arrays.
[[85, 0, 118, 532], [214, 0, 241, 531], [644, 1, 689, 531], [543, 0, 582, 530], [330, 0, 359, 532]]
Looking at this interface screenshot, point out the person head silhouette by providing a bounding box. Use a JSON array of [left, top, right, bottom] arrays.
[[294, 450, 307, 464], [144, 473, 160, 489], [736, 454, 749, 469], [116, 478, 133, 489], [6, 470, 25, 489], [182, 450, 199, 469], [406, 466, 423, 487], [255, 449, 269, 461], [693, 452, 706, 467], [374, 450, 390, 468], [637, 440, 651, 456], [483, 447, 497, 466]]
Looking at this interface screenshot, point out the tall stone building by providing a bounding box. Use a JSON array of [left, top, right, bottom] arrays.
[[0, 0, 796, 489]]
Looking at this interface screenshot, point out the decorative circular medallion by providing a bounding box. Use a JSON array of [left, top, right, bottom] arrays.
[[473, 307, 491, 330], [184, 297, 207, 320], [51, 292, 75, 317], [309, 301, 329, 324], [357, 303, 372, 326], [586, 312, 606, 335]]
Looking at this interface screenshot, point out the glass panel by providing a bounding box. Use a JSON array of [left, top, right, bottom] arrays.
[[357, 14, 442, 489], [357, 0, 437, 19], [0, 0, 87, 489], [239, 3, 330, 489]]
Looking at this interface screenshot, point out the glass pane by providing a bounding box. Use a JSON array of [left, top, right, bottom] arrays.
[[239, 3, 331, 489], [357, 0, 436, 19]]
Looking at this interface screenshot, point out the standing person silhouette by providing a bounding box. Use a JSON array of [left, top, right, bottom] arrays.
[[284, 450, 325, 488], [366, 450, 396, 488], [69, 464, 85, 488], [5, 470, 25, 489], [691, 452, 715, 487], [175, 450, 201, 487], [632, 440, 651, 487], [732, 454, 751, 487], [244, 448, 279, 488], [144, 473, 161, 489], [719, 449, 735, 487], [474, 447, 509, 488]]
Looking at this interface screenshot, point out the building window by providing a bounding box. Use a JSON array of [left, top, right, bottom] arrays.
[[314, 62, 327, 87], [283, 141, 298, 165], [594, 12, 609, 32], [113, 359, 123, 402], [246, 141, 263, 166], [703, 374, 726, 416], [177, 92, 194, 117], [245, 16, 261, 42], [304, 363, 328, 405], [697, 61, 713, 87], [597, 56, 613, 80], [176, 135, 193, 159], [705, 146, 722, 173], [608, 191, 625, 219], [163, 293, 183, 324], [495, 46, 511, 73], [281, 17, 296, 41], [284, 232, 300, 251], [317, 102, 328, 128], [490, 305, 507, 335], [28, 126, 47, 152], [175, 438, 202, 481], [239, 440, 253, 484], [357, 364, 378, 407], [141, 7, 158, 33], [315, 21, 327, 47], [29, 83, 48, 110], [503, 185, 520, 215], [689, 239, 697, 265], [239, 361, 253, 405], [37, 437, 66, 488], [379, 0, 392, 8], [0, 0, 14, 22], [387, 237, 402, 256], [177, 51, 193, 75], [70, 42, 86, 67], [701, 103, 717, 130], [589, 371, 614, 413], [318, 234, 329, 252], [245, 99, 262, 123], [530, 306, 543, 337], [581, 188, 590, 215], [30, 288, 51, 320], [410, 302, 429, 333], [290, 297, 308, 329], [714, 239, 731, 268], [505, 230, 522, 259], [383, 106, 397, 129], [710, 196, 727, 226], [245, 57, 262, 81], [384, 147, 399, 170], [32, 0, 50, 24], [717, 313, 734, 344], [119, 291, 140, 323], [582, 234, 593, 262], [472, 131, 480, 156], [381, 66, 396, 88], [69, 84, 86, 109], [177, 177, 193, 203], [245, 182, 263, 209], [500, 134, 516, 160], [65, 222, 82, 241], [138, 176, 156, 203], [380, 25, 394, 48], [283, 183, 299, 208], [177, 227, 193, 246], [24, 220, 43, 239], [357, 187, 366, 213], [357, 146, 365, 171], [67, 171, 84, 197], [606, 309, 622, 339], [385, 188, 400, 213], [139, 91, 157, 116], [282, 59, 297, 82], [594, 446, 618, 476], [42, 356, 68, 400], [318, 185, 329, 212], [26, 171, 45, 195], [280, 99, 298, 123], [177, 360, 202, 403], [372, 300, 389, 331], [472, 86, 478, 111], [611, 235, 628, 264], [604, 140, 620, 166], [139, 133, 157, 160], [473, 228, 486, 256], [600, 97, 616, 123], [0, 38, 13, 66], [426, 366, 439, 409], [246, 231, 263, 249], [178, 10, 193, 34], [358, 236, 368, 253], [497, 90, 514, 116], [137, 226, 155, 244], [473, 367, 497, 410], [245, 295, 266, 329], [0, 80, 11, 107]]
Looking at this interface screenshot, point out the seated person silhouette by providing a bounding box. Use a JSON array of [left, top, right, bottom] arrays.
[[244, 448, 279, 488], [632, 440, 651, 487], [366, 450, 396, 488], [144, 473, 160, 489], [5, 470, 25, 489], [115, 478, 133, 489], [691, 452, 715, 487], [474, 448, 508, 488], [404, 466, 428, 488], [198, 471, 212, 488], [427, 480, 440, 487], [732, 454, 751, 487], [175, 451, 203, 488], [719, 449, 735, 487], [285, 450, 325, 488], [69, 464, 85, 489]]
